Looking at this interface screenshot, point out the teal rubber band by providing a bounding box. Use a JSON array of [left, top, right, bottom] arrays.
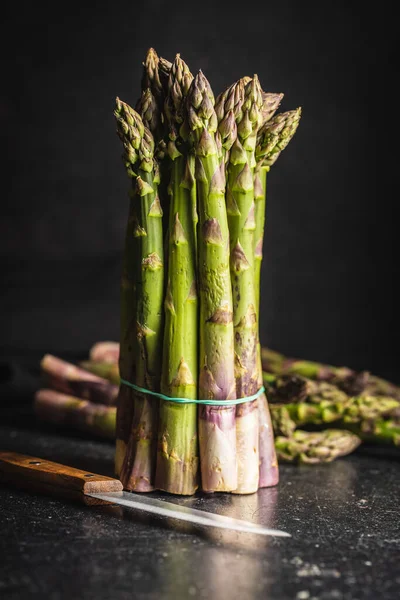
[[120, 378, 265, 406]]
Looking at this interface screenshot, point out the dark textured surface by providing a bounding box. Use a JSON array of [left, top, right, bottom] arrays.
[[0, 418, 399, 600]]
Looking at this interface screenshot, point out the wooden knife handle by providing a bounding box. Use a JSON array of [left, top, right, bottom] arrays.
[[0, 451, 123, 505]]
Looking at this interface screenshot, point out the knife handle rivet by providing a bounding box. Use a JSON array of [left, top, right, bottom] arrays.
[[29, 461, 41, 465], [84, 474, 95, 478]]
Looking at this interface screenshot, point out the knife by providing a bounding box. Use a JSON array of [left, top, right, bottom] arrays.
[[0, 451, 290, 537]]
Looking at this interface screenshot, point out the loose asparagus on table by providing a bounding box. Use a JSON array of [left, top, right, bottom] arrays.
[[155, 55, 199, 495], [35, 389, 116, 440], [364, 376, 400, 402], [80, 361, 120, 385], [275, 429, 361, 464], [185, 71, 238, 492], [89, 341, 120, 364], [269, 390, 399, 437], [261, 347, 370, 396], [344, 407, 400, 447], [264, 373, 349, 405], [40, 354, 118, 405], [114, 98, 164, 492]]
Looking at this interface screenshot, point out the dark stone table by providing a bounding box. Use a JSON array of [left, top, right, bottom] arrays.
[[0, 414, 399, 600]]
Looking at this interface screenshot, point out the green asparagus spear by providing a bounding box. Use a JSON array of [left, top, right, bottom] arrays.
[[260, 91, 284, 126], [261, 347, 371, 396], [264, 373, 349, 405], [141, 48, 166, 115], [40, 354, 118, 405], [364, 376, 400, 401], [342, 395, 400, 424], [114, 53, 164, 475], [80, 361, 121, 385], [155, 55, 199, 495], [345, 407, 400, 447], [34, 389, 116, 440], [215, 78, 246, 164], [114, 98, 164, 491], [136, 88, 161, 140], [275, 429, 361, 464], [89, 341, 119, 364], [185, 71, 237, 492], [253, 105, 301, 488], [224, 75, 264, 493]]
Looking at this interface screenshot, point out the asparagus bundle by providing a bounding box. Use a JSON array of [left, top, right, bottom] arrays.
[[112, 48, 303, 494], [40, 354, 118, 405]]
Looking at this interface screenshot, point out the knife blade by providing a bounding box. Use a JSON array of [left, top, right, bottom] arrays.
[[89, 490, 290, 536], [0, 451, 290, 537]]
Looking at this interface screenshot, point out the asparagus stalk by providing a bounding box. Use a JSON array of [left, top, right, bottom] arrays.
[[215, 78, 245, 165], [260, 91, 284, 127], [89, 341, 120, 364], [275, 429, 361, 464], [113, 93, 143, 476], [136, 88, 161, 140], [139, 48, 172, 231], [364, 376, 400, 401], [223, 75, 265, 493], [80, 361, 120, 385], [264, 373, 349, 405], [342, 395, 400, 424], [114, 98, 164, 491], [34, 389, 116, 440], [140, 48, 167, 117], [115, 52, 168, 476], [345, 407, 400, 447], [114, 182, 138, 476], [253, 107, 301, 488], [185, 71, 237, 492], [257, 394, 279, 485], [40, 355, 118, 405], [155, 55, 199, 495], [261, 346, 370, 396]]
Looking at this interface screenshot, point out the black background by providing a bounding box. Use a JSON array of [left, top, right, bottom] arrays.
[[1, 1, 397, 381]]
